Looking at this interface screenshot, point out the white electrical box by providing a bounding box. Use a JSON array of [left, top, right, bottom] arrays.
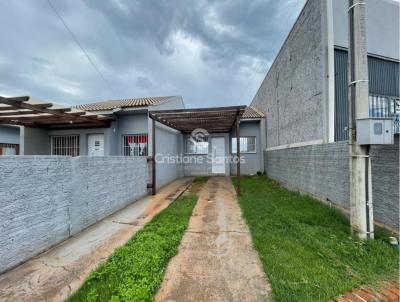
[[356, 118, 394, 145]]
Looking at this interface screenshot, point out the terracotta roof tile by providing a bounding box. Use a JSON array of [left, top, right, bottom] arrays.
[[74, 96, 175, 111], [242, 106, 265, 118]]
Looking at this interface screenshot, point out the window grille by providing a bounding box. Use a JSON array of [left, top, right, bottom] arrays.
[[51, 135, 80, 156], [185, 136, 209, 154], [0, 143, 19, 155], [369, 95, 400, 133], [123, 134, 148, 156], [231, 137, 256, 153]]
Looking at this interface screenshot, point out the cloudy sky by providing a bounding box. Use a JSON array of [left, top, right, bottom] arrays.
[[0, 0, 306, 107]]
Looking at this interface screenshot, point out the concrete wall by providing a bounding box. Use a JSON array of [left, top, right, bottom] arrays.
[[251, 0, 327, 148], [154, 123, 183, 189], [0, 125, 20, 145], [265, 139, 400, 230], [0, 156, 147, 273], [333, 0, 399, 60], [230, 120, 263, 175]]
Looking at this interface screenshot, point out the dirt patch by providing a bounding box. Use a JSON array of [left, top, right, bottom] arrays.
[[155, 177, 273, 302]]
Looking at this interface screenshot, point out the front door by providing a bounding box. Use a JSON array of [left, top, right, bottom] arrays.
[[88, 134, 104, 156], [211, 137, 225, 174]]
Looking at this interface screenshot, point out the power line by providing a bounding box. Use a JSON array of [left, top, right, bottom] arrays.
[[46, 0, 115, 95]]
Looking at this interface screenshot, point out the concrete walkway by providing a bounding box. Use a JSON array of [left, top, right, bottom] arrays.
[[0, 178, 193, 302], [156, 177, 272, 302]]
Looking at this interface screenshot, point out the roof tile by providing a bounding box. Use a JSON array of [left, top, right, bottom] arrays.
[[74, 96, 175, 111]]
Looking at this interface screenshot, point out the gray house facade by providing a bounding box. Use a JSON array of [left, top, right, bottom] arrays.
[[12, 96, 264, 189], [250, 0, 399, 230]]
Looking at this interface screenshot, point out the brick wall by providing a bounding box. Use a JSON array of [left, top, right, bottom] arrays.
[[0, 156, 147, 273], [265, 139, 400, 230]]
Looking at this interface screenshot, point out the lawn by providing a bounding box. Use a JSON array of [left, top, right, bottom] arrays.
[[234, 176, 399, 302], [66, 177, 206, 302]]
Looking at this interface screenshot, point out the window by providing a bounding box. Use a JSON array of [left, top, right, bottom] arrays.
[[51, 135, 80, 156], [369, 95, 400, 133], [185, 136, 209, 154], [231, 137, 256, 153], [0, 143, 19, 155], [123, 134, 148, 156]]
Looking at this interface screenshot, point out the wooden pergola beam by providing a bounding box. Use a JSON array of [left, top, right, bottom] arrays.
[[0, 96, 114, 126]]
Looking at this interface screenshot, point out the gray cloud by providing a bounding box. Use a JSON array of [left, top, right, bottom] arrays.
[[0, 0, 305, 107]]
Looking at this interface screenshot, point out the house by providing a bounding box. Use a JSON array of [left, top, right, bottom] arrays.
[[20, 96, 185, 157], [0, 95, 265, 188], [249, 0, 399, 230], [0, 125, 20, 155]]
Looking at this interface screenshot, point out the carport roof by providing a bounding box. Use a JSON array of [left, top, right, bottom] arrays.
[[149, 105, 246, 133]]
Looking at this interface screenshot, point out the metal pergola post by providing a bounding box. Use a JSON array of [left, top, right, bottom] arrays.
[[236, 114, 241, 195], [152, 117, 156, 195]]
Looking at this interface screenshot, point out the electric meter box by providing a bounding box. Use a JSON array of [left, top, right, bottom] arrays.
[[356, 118, 394, 145]]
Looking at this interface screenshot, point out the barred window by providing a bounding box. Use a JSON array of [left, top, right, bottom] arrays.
[[123, 134, 148, 156], [369, 95, 400, 133], [185, 136, 209, 154], [231, 137, 256, 153], [51, 135, 80, 156]]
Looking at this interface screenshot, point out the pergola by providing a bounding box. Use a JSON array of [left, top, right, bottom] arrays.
[[149, 106, 246, 195], [0, 96, 114, 128]]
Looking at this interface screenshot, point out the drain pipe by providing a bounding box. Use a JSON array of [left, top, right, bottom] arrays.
[[364, 145, 374, 239]]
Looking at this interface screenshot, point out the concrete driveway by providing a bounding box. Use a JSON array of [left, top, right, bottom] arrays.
[[156, 177, 273, 302], [0, 178, 193, 302]]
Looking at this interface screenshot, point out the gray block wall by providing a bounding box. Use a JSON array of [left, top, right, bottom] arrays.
[[0, 156, 147, 273], [370, 135, 400, 230], [265, 142, 350, 208], [251, 0, 327, 148], [69, 157, 147, 234], [265, 139, 400, 230]]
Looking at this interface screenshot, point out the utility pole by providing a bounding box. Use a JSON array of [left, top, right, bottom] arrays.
[[348, 0, 374, 239]]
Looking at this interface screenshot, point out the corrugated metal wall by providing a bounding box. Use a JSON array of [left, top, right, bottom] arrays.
[[334, 49, 400, 141], [334, 50, 349, 141]]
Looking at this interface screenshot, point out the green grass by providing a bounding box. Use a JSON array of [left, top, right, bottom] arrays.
[[233, 176, 399, 302], [66, 182, 201, 302]]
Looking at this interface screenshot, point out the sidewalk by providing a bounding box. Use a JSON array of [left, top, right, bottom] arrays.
[[0, 178, 193, 302], [155, 177, 273, 302]]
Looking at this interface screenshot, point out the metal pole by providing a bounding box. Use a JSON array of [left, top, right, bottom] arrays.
[[152, 117, 156, 195], [236, 115, 241, 195], [348, 0, 374, 239]]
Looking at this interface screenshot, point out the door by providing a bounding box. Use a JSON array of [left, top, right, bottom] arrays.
[[88, 134, 104, 156], [211, 137, 226, 174]]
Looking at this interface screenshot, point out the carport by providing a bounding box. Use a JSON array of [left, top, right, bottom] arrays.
[[149, 105, 246, 195]]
